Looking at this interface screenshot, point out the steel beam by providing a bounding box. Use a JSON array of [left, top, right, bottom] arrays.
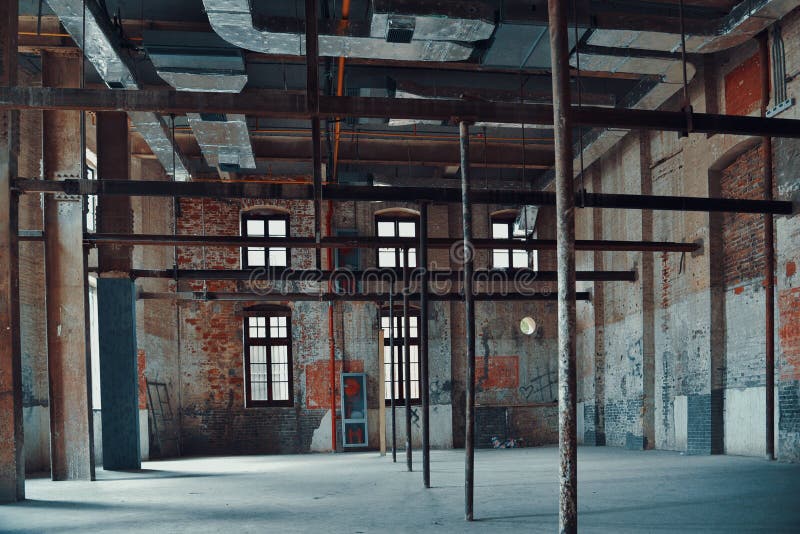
[[137, 291, 592, 303], [2, 88, 800, 138], [115, 267, 635, 283], [0, 0, 24, 503], [389, 290, 397, 463], [80, 233, 699, 253], [403, 251, 412, 472], [549, 1, 578, 531], [461, 121, 476, 521], [16, 179, 794, 215], [42, 52, 93, 482]]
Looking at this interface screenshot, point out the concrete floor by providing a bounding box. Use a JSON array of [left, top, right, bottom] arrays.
[[1, 447, 799, 533]]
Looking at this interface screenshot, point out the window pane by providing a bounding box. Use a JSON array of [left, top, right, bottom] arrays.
[[269, 248, 287, 267], [250, 346, 267, 363], [251, 380, 268, 401], [246, 219, 265, 236], [377, 221, 395, 237], [378, 249, 396, 268], [398, 221, 415, 237], [492, 222, 509, 239], [271, 345, 288, 364], [512, 249, 528, 268], [268, 219, 286, 237], [272, 381, 289, 401], [248, 248, 266, 267], [493, 250, 509, 269], [407, 248, 417, 268]]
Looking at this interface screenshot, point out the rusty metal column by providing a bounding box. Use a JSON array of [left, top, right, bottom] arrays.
[[403, 249, 413, 471], [759, 31, 775, 461], [42, 51, 94, 481], [460, 121, 476, 521], [0, 0, 24, 503], [96, 113, 132, 272], [420, 202, 431, 488], [548, 0, 578, 531]]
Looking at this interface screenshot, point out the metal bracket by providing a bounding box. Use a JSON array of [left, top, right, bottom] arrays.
[[766, 98, 795, 118]]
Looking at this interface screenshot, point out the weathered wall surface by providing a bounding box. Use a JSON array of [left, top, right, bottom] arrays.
[[576, 7, 800, 462]]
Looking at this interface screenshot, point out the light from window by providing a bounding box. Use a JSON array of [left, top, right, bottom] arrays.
[[491, 217, 528, 269], [376, 216, 417, 268], [245, 315, 292, 406], [381, 314, 420, 404], [243, 214, 288, 268]]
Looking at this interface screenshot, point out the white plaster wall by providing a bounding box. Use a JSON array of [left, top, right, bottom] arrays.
[[384, 404, 453, 449], [577, 402, 585, 445], [723, 386, 779, 457], [310, 409, 333, 452]]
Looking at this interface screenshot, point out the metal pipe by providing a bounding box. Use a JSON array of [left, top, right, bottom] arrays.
[[389, 289, 397, 462], [17, 179, 793, 215], [759, 30, 776, 462], [403, 249, 412, 472], [79, 233, 700, 253], [548, 0, 578, 531], [420, 202, 430, 488], [460, 120, 476, 521]]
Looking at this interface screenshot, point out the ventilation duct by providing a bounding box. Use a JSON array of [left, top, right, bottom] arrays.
[[144, 31, 248, 93], [201, 0, 493, 62], [45, 0, 191, 180], [587, 0, 798, 54], [187, 113, 257, 176]]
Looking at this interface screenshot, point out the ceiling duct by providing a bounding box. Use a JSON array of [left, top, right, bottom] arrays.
[[45, 0, 191, 180], [587, 0, 798, 54], [144, 31, 248, 93], [187, 113, 257, 178], [144, 31, 255, 178], [201, 0, 494, 61]]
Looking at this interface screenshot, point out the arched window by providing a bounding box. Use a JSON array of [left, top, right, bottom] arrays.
[[380, 304, 420, 406], [241, 206, 290, 268], [490, 209, 529, 269], [375, 208, 420, 268], [243, 305, 293, 407]]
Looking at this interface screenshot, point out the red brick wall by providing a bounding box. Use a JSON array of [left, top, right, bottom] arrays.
[[724, 53, 765, 117], [720, 143, 774, 288]]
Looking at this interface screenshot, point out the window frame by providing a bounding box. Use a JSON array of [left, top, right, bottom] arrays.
[[241, 211, 291, 269], [243, 308, 294, 408], [381, 307, 421, 407], [490, 211, 529, 270], [375, 213, 419, 269]]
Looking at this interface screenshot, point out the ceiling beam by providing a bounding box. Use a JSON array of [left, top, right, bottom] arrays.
[[15, 179, 794, 215], [2, 88, 800, 139]]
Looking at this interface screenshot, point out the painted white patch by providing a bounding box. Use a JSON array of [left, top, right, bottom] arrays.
[[724, 387, 779, 457], [310, 410, 333, 452], [384, 404, 453, 449], [674, 395, 688, 452], [22, 405, 51, 473]]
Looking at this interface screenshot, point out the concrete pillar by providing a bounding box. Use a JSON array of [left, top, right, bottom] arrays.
[[98, 278, 140, 470], [42, 51, 94, 480], [0, 0, 25, 503]]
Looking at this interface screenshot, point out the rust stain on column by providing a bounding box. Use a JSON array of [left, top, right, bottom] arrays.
[[42, 52, 93, 481]]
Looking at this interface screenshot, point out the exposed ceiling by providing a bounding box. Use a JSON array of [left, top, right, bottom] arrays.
[[17, 0, 797, 183]]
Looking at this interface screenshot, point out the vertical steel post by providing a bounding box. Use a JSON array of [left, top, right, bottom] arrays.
[[420, 202, 431, 487], [460, 121, 476, 521], [0, 0, 24, 503], [389, 289, 397, 462], [759, 31, 775, 461], [548, 0, 578, 531], [403, 249, 412, 471]]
